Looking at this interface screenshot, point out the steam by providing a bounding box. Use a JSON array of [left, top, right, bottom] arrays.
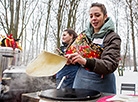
[[3, 66, 56, 93]]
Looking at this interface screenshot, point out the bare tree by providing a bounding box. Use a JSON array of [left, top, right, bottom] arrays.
[[19, 0, 39, 39], [120, 6, 130, 75], [125, 0, 137, 72], [43, 0, 53, 50], [0, 0, 16, 36], [56, 0, 67, 48], [0, 0, 39, 39], [125, 6, 131, 70], [67, 0, 80, 29], [14, 0, 20, 38], [107, 0, 125, 75]]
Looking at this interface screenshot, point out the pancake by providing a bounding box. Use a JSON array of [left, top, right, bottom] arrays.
[[26, 51, 67, 77]]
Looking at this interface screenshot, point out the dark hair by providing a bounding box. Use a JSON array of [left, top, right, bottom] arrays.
[[90, 3, 107, 16], [64, 28, 78, 39]]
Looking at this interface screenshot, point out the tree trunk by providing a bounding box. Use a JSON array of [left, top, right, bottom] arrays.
[[57, 0, 67, 48], [9, 0, 14, 35], [128, 0, 137, 72], [43, 0, 52, 50], [67, 0, 80, 29], [14, 0, 20, 39]]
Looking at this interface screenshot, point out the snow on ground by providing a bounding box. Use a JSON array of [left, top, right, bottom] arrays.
[[115, 67, 138, 95]]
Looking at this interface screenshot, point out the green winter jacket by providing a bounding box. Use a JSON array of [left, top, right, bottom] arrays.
[[84, 17, 121, 75]]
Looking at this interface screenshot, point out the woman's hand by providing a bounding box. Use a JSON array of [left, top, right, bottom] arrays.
[[65, 53, 87, 65]]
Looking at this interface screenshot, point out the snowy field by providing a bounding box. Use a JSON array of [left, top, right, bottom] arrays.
[[115, 67, 138, 95]]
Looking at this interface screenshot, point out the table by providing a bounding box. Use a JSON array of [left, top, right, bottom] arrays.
[[21, 91, 114, 102]]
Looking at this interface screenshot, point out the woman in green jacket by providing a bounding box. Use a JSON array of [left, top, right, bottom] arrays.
[[65, 3, 121, 94]]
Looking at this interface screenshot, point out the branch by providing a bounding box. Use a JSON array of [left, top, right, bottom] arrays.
[[0, 16, 8, 34], [18, 0, 39, 38]]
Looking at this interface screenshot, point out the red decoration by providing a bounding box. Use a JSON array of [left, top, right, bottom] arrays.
[[0, 34, 23, 51]]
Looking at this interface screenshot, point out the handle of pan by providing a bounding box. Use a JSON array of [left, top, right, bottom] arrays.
[[57, 76, 66, 89]]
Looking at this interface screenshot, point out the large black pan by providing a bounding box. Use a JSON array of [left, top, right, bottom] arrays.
[[39, 88, 101, 101]]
